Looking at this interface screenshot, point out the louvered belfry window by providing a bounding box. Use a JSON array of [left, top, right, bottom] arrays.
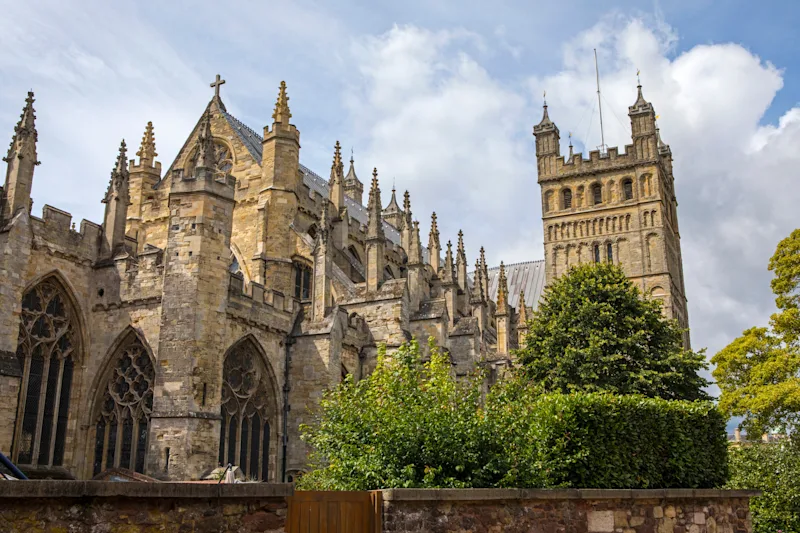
[[13, 278, 79, 468], [92, 334, 154, 476], [219, 340, 273, 481]]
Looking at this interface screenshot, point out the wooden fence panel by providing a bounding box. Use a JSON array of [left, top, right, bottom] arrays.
[[286, 491, 381, 533]]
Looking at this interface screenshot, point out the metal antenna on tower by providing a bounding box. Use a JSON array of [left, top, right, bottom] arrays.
[[594, 48, 607, 154]]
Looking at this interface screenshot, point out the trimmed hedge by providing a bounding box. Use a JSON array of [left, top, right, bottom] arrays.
[[487, 388, 728, 489]]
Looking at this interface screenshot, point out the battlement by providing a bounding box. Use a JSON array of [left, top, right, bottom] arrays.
[[227, 272, 296, 333], [30, 204, 102, 261]]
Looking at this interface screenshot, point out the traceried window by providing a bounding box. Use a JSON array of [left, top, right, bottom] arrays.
[[623, 179, 634, 200], [294, 263, 312, 300], [187, 142, 233, 179], [592, 183, 603, 205], [219, 340, 275, 481], [92, 333, 154, 476], [562, 189, 572, 209], [13, 278, 79, 468]]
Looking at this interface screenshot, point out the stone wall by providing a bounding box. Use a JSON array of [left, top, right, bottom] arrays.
[[381, 489, 758, 533], [0, 480, 291, 533]]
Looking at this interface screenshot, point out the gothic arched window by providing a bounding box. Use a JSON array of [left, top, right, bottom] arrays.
[[219, 340, 276, 481], [92, 333, 154, 476], [294, 263, 312, 300], [13, 277, 80, 468], [562, 189, 572, 209]]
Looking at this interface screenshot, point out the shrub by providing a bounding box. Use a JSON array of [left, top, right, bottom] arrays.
[[727, 437, 800, 533], [299, 339, 728, 490]]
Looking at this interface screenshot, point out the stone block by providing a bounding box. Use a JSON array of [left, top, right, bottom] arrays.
[[589, 510, 616, 532]]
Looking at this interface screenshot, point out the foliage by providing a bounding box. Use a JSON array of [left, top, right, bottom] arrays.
[[713, 229, 800, 434], [727, 437, 800, 533], [486, 376, 728, 489], [298, 339, 497, 490], [299, 338, 727, 490], [516, 262, 709, 401]]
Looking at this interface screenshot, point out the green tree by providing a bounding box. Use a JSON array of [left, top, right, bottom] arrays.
[[298, 339, 498, 490], [516, 262, 708, 400], [713, 229, 800, 434], [727, 437, 800, 533]]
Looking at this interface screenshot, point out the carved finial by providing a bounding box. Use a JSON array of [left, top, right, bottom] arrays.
[[5, 91, 38, 163], [195, 112, 215, 170], [330, 140, 344, 184], [518, 290, 528, 322], [457, 230, 465, 256], [497, 261, 508, 308], [442, 240, 455, 283], [403, 190, 411, 213], [104, 139, 129, 202], [568, 131, 573, 158], [272, 81, 292, 123], [471, 258, 484, 301], [115, 139, 128, 174], [367, 168, 384, 241], [136, 121, 158, 162]]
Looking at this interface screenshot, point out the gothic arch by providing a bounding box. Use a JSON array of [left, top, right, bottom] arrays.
[[218, 335, 280, 481], [181, 136, 237, 173], [12, 272, 85, 470], [229, 242, 251, 287], [88, 327, 156, 476]]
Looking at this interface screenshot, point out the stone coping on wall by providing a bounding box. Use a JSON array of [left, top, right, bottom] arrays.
[[381, 488, 761, 502], [0, 480, 295, 499]]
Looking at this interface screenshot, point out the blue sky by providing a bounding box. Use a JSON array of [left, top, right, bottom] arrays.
[[2, 0, 799, 407]]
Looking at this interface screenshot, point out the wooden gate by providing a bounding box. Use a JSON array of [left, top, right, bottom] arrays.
[[286, 491, 382, 533]]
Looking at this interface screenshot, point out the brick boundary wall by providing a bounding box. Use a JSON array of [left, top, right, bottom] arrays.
[[0, 480, 293, 532], [381, 489, 760, 533]]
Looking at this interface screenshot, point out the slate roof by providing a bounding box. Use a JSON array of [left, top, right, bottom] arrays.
[[471, 260, 547, 311]]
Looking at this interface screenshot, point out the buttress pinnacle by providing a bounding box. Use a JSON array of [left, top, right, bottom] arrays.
[[5, 91, 38, 163], [497, 261, 508, 308], [367, 168, 384, 241], [272, 81, 292, 124], [136, 121, 158, 162]]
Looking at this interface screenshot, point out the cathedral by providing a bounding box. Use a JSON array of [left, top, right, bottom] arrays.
[[0, 77, 687, 482]]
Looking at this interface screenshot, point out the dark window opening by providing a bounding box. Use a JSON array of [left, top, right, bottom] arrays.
[[562, 189, 572, 209], [294, 264, 312, 301], [592, 184, 602, 205], [607, 243, 613, 263], [594, 244, 601, 263], [623, 179, 633, 200]]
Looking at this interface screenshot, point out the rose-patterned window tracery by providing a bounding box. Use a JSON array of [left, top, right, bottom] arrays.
[[13, 278, 79, 468], [92, 334, 154, 476], [218, 340, 274, 481]]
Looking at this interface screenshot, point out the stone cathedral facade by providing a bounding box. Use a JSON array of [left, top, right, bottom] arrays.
[[0, 78, 686, 481]]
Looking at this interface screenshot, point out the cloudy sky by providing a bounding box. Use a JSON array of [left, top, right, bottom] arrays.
[[2, 0, 799, 394]]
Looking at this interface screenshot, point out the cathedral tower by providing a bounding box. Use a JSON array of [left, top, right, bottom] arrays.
[[535, 85, 689, 345]]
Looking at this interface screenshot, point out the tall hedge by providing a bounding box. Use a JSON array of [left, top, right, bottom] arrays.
[[299, 340, 728, 490], [487, 382, 728, 489]]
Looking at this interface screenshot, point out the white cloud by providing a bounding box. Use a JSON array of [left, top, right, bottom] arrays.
[[342, 16, 800, 379]]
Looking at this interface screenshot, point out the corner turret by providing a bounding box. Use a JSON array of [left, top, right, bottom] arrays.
[[344, 151, 364, 205], [533, 99, 560, 181]]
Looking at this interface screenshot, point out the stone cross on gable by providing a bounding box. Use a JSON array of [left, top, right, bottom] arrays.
[[210, 74, 226, 98]]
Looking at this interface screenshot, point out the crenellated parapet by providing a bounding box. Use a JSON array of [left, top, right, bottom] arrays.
[[29, 205, 102, 264]]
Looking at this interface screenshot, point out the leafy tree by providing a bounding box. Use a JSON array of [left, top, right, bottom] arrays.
[[516, 262, 709, 400], [298, 339, 498, 490], [713, 229, 800, 434], [727, 437, 800, 533]]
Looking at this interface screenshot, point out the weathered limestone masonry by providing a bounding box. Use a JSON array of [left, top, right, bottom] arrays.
[[534, 87, 690, 346], [0, 76, 691, 481], [381, 489, 758, 533], [0, 480, 291, 533]]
